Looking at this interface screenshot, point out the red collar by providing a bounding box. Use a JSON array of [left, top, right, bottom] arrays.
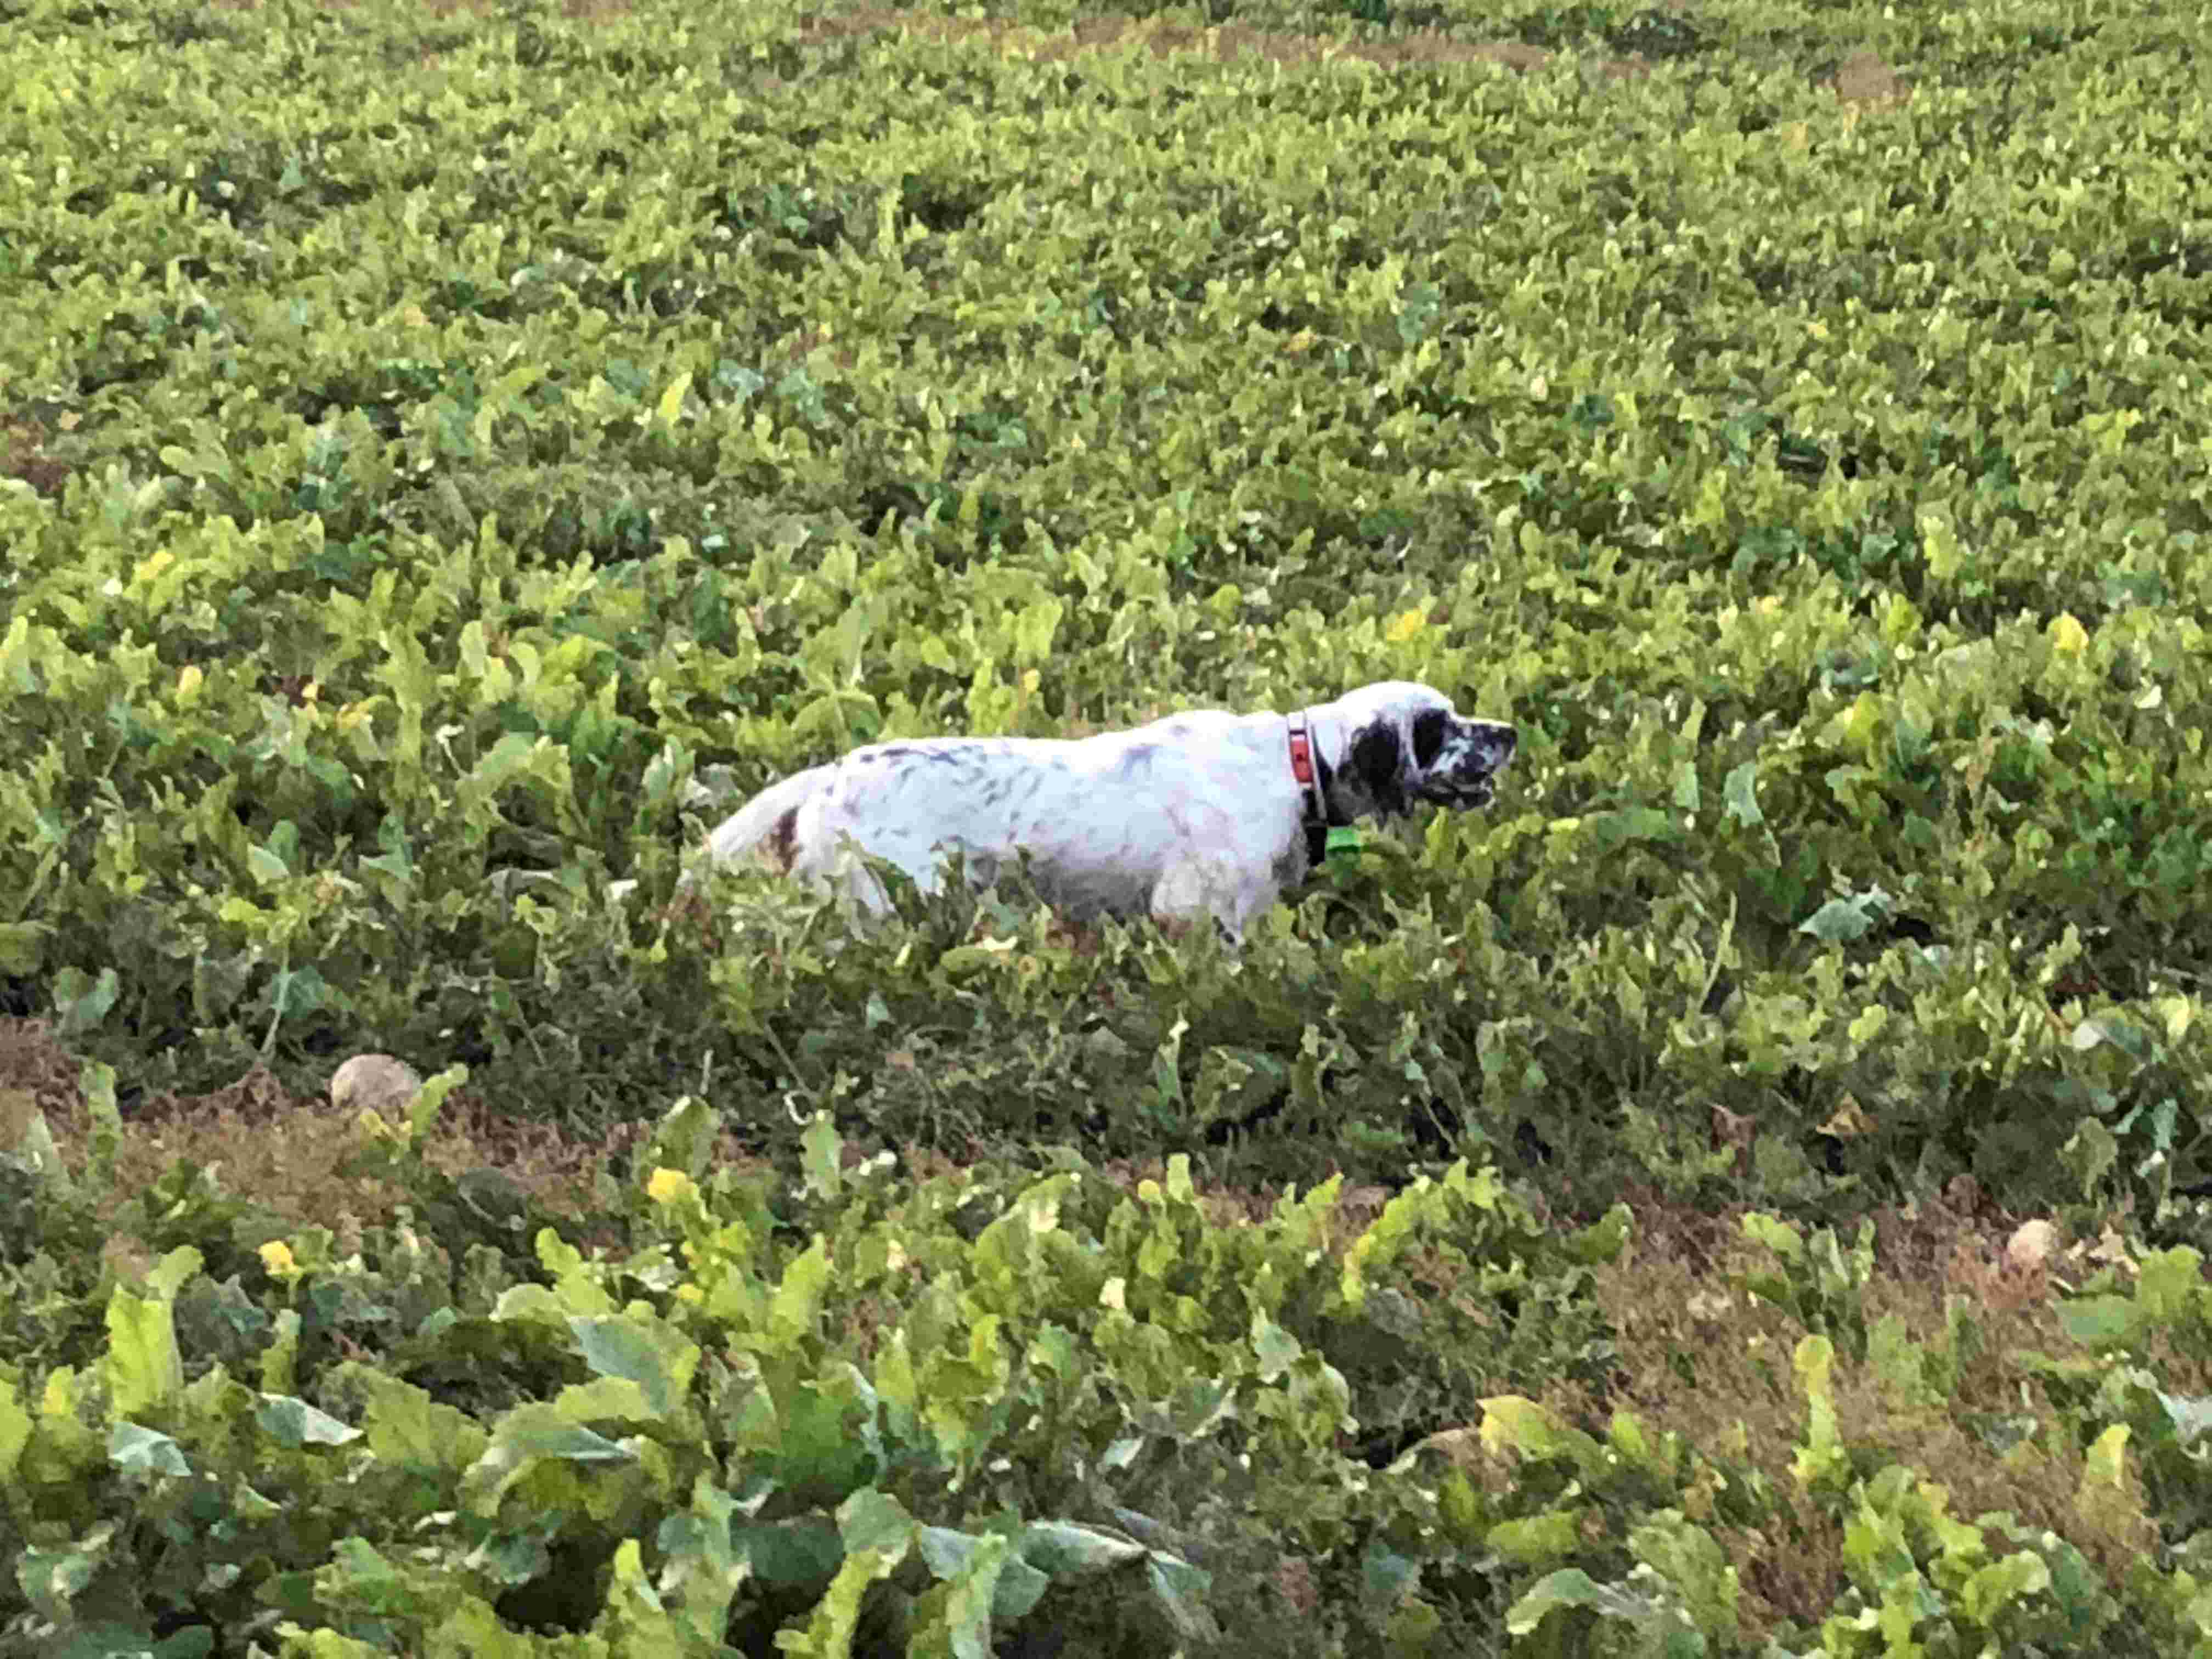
[[1286, 715, 1330, 836]]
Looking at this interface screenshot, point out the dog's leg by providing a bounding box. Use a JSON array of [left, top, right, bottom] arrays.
[[1150, 860, 1248, 947]]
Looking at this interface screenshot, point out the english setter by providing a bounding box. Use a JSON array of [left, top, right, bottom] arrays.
[[691, 682, 1516, 943]]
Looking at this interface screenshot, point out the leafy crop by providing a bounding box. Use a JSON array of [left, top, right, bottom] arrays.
[[6, 0, 2212, 1646]]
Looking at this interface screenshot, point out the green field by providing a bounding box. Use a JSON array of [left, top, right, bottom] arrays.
[[5, 0, 2212, 1650]]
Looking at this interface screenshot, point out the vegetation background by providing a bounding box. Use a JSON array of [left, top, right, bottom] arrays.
[[3, 0, 2210, 1651]]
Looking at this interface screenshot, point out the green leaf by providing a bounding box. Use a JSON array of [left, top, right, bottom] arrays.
[[1487, 1512, 1581, 1565], [1741, 1211, 1804, 1263], [1477, 1395, 1571, 1460], [1506, 1567, 1662, 1633], [2060, 1118, 2120, 1199], [772, 1545, 898, 1658], [53, 964, 120, 1037], [1362, 1543, 1419, 1602], [354, 1369, 490, 1474], [646, 1092, 719, 1180], [464, 1403, 636, 1508], [2056, 1295, 2137, 1348], [1145, 1553, 1217, 1644], [837, 1487, 917, 1560], [924, 1531, 1013, 1659], [2136, 1246, 2205, 1323], [1017, 1531, 1150, 1575], [105, 1285, 188, 1418], [1251, 1312, 1301, 1383], [1565, 1203, 1632, 1265], [0, 1382, 29, 1483], [801, 1111, 844, 1202], [109, 1420, 191, 1476], [1798, 888, 1891, 943], [2160, 1392, 2212, 1447], [1959, 1551, 2051, 1624], [0, 920, 49, 974], [742, 1516, 845, 1588], [0, 1091, 66, 1183], [768, 1237, 833, 1345], [18, 1536, 108, 1623], [257, 1393, 362, 1447], [1630, 1511, 1739, 1638], [569, 1314, 697, 1419], [917, 1525, 980, 1580], [992, 1554, 1050, 1624]]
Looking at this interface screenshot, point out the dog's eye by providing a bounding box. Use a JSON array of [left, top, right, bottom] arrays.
[[1411, 708, 1450, 770]]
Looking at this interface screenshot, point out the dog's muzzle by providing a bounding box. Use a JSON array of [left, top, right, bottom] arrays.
[[1418, 721, 1518, 808]]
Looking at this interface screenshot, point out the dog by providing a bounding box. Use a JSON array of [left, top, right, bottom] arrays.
[[691, 681, 1516, 943]]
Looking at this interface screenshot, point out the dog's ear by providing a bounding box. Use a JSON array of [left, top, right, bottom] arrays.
[[1347, 721, 1409, 816], [1410, 707, 1450, 771]]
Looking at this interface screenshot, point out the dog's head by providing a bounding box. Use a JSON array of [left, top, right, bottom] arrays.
[[1315, 681, 1518, 821]]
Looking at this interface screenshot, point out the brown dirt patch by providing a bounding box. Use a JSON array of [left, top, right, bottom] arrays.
[[1826, 48, 1910, 108], [1, 407, 77, 500], [0, 1017, 663, 1234]]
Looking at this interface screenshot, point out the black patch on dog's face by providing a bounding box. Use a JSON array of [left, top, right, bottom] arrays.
[[1348, 722, 1410, 817], [1411, 707, 1449, 771]]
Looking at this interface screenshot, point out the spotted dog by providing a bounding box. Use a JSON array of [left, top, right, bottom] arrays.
[[695, 681, 1517, 943]]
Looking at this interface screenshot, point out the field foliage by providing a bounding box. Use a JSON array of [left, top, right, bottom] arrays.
[[4, 0, 2211, 1649]]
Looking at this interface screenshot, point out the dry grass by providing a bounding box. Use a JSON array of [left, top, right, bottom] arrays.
[[1526, 1185, 2176, 1638], [3, 1017, 629, 1235]]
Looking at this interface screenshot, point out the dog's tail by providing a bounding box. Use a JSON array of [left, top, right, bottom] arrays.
[[683, 764, 839, 889]]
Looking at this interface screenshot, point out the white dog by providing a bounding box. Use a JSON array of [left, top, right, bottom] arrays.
[[689, 682, 1516, 943]]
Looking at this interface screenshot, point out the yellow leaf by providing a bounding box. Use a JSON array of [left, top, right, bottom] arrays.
[[2082, 1423, 2131, 1491], [1386, 610, 1426, 644], [2048, 613, 2089, 654], [656, 370, 694, 428], [1817, 1098, 1875, 1138]]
